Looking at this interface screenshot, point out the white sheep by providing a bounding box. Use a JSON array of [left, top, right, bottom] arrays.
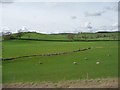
[[73, 62, 77, 64], [96, 62, 100, 64]]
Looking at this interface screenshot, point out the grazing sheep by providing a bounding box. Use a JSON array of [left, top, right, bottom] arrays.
[[73, 62, 77, 65], [96, 62, 100, 64]]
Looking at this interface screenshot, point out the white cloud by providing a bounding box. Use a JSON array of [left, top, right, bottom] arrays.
[[1, 2, 118, 33], [1, 0, 15, 3], [85, 11, 105, 16], [84, 22, 94, 32], [112, 23, 118, 27], [104, 5, 118, 12], [4, 0, 120, 2], [71, 16, 77, 19], [84, 22, 92, 28], [96, 23, 118, 32], [85, 12, 99, 16], [85, 3, 118, 17]]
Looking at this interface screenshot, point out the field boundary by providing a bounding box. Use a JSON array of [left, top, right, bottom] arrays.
[[14, 38, 120, 42], [3, 78, 118, 88], [2, 47, 91, 61]]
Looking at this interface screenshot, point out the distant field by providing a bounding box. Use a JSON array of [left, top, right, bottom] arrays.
[[2, 40, 118, 83], [21, 33, 67, 40], [10, 32, 119, 40], [0, 41, 2, 84], [3, 40, 91, 58]]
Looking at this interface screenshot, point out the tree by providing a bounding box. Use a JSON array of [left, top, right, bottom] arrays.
[[16, 29, 24, 38], [82, 34, 88, 41], [76, 32, 81, 40], [96, 33, 101, 38], [2, 31, 13, 40], [67, 33, 75, 41]]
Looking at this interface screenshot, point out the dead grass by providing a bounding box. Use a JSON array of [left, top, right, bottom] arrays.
[[0, 84, 2, 89], [3, 78, 118, 88]]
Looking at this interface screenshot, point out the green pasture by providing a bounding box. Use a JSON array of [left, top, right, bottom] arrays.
[[0, 41, 2, 83], [17, 32, 118, 40], [21, 33, 67, 40], [2, 40, 118, 83], [3, 40, 91, 58]]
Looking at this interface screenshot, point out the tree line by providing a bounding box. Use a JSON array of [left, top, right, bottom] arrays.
[[2, 30, 119, 41]]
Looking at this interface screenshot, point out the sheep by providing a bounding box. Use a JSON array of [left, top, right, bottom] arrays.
[[73, 62, 77, 65], [96, 62, 100, 64]]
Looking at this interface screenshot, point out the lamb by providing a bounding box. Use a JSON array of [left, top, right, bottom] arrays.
[[73, 62, 77, 65], [96, 62, 100, 64]]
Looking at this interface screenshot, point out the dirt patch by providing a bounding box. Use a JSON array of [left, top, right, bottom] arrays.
[[3, 78, 118, 88], [0, 84, 2, 89]]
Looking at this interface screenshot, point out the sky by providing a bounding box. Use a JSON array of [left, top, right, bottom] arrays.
[[0, 0, 119, 34]]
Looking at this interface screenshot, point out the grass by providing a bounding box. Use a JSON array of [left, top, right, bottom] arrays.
[[21, 32, 67, 40], [11, 32, 119, 40], [3, 40, 91, 58], [0, 41, 2, 83], [2, 40, 118, 83]]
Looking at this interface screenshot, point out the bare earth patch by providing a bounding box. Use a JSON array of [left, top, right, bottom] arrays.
[[3, 78, 118, 88], [0, 84, 2, 89]]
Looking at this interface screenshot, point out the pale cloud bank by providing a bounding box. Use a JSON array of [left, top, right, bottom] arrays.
[[0, 2, 118, 33]]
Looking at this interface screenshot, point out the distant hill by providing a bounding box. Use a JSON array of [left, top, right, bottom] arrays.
[[19, 31, 119, 41], [2, 31, 119, 41], [97, 31, 119, 33], [0, 32, 2, 36], [20, 32, 68, 40]]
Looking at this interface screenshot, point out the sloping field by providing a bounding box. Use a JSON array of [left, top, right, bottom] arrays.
[[21, 33, 67, 40], [3, 40, 91, 58], [11, 32, 119, 40], [2, 40, 118, 84]]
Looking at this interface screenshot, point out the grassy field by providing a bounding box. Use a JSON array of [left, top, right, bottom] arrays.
[[2, 40, 118, 83], [9, 32, 119, 40], [2, 40, 89, 58], [0, 41, 2, 84], [21, 32, 67, 40]]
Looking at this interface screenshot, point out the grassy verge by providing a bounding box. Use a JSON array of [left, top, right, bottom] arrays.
[[3, 78, 118, 88], [2, 41, 118, 83]]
